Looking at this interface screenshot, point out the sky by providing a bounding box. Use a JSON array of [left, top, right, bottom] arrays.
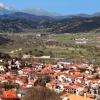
[[0, 0, 100, 15]]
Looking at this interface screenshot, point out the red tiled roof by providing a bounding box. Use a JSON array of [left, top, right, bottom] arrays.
[[0, 90, 17, 99], [64, 85, 81, 89], [64, 86, 72, 89]]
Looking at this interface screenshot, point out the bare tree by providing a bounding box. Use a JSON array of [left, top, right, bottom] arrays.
[[22, 86, 61, 100]]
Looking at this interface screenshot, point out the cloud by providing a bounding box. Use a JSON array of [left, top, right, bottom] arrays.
[[22, 8, 61, 16], [0, 3, 9, 10]]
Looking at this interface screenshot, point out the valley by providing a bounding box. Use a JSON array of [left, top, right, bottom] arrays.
[[0, 1, 100, 100], [0, 32, 100, 66]]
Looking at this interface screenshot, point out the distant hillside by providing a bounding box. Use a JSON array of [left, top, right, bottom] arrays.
[[51, 16, 100, 33], [0, 12, 55, 33], [0, 12, 100, 33]]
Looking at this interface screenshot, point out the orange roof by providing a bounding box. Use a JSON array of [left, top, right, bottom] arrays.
[[64, 85, 81, 89], [64, 86, 72, 89], [1, 90, 17, 99], [74, 72, 83, 77], [62, 94, 92, 100], [71, 85, 81, 89], [41, 68, 54, 74], [46, 64, 52, 67]]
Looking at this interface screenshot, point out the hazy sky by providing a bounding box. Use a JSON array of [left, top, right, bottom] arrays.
[[0, 0, 100, 15]]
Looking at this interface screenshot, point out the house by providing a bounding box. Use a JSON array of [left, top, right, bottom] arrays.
[[22, 54, 31, 59], [75, 38, 88, 44], [0, 65, 5, 72], [64, 85, 84, 95], [36, 33, 41, 37]]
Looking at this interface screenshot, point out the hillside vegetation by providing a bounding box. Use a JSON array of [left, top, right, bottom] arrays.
[[0, 13, 100, 33]]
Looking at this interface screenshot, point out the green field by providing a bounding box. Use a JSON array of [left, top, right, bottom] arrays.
[[0, 32, 100, 65]]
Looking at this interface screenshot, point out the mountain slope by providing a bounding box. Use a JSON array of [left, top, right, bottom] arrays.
[[0, 12, 100, 33], [51, 16, 100, 33], [0, 12, 55, 33]]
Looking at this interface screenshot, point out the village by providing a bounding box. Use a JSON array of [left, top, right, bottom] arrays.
[[0, 52, 99, 100], [0, 0, 100, 100]]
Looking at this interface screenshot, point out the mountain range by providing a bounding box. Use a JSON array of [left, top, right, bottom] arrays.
[[0, 3, 100, 33]]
